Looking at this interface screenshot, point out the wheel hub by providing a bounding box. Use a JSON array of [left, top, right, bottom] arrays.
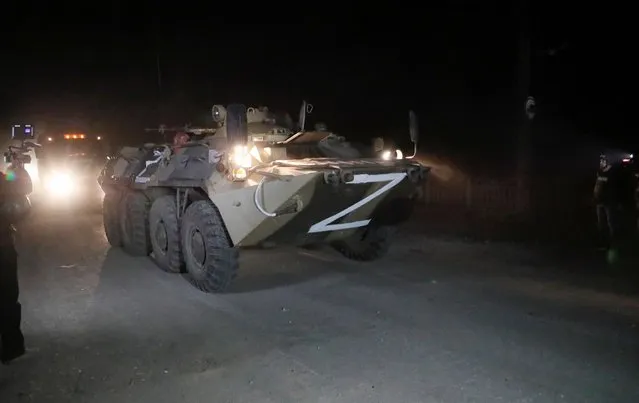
[[155, 220, 168, 253], [190, 228, 206, 268]]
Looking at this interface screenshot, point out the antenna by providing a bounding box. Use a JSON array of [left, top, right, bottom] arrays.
[[153, 14, 164, 125], [153, 13, 162, 92], [156, 53, 162, 91]]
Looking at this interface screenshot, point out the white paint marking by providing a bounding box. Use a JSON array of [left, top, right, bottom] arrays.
[[308, 172, 407, 233]]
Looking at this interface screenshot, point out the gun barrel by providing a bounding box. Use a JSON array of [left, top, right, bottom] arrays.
[[144, 127, 217, 134]]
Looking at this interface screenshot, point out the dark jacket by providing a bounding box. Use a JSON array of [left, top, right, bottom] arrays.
[[0, 168, 32, 245], [594, 166, 617, 204], [595, 164, 638, 206]]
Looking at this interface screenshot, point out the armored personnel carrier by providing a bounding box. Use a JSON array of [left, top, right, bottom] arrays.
[[98, 102, 429, 293]]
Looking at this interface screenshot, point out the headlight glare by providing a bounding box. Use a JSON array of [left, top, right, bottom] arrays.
[[231, 144, 252, 168], [45, 172, 75, 195]]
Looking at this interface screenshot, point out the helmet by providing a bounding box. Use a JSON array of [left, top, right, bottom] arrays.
[[314, 122, 328, 131], [600, 149, 632, 167]]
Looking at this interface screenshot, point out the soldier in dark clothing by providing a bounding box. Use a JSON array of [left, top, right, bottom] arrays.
[[633, 170, 639, 235], [635, 173, 639, 227], [594, 154, 623, 247], [594, 152, 639, 247], [0, 165, 32, 364]]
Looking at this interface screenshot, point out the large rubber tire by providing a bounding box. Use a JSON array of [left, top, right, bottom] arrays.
[[180, 200, 239, 293], [332, 226, 395, 261], [149, 195, 184, 273], [103, 192, 123, 247], [119, 191, 151, 256]]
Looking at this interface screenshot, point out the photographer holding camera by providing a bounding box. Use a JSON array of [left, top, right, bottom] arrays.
[[0, 139, 34, 364]]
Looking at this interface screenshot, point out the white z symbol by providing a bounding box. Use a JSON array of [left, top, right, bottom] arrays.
[[307, 172, 407, 233]]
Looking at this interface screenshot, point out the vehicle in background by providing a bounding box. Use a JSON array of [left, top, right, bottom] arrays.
[[36, 133, 107, 202]]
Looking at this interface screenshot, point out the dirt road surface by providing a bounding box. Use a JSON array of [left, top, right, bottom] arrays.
[[1, 202, 638, 403]]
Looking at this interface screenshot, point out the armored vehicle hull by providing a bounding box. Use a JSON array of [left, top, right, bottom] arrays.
[[98, 104, 429, 293], [208, 159, 423, 248]]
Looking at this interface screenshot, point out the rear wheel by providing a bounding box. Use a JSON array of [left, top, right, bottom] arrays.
[[180, 201, 238, 293], [103, 192, 122, 247], [120, 191, 151, 256], [149, 195, 184, 273], [332, 225, 395, 261]]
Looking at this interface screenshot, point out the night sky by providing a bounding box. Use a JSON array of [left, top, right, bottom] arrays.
[[1, 2, 633, 169]]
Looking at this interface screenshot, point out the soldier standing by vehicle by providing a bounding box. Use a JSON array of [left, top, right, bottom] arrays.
[[172, 131, 190, 153], [634, 171, 639, 234], [0, 162, 32, 364], [594, 153, 624, 249]]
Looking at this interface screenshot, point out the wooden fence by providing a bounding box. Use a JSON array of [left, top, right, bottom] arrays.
[[410, 175, 599, 242]]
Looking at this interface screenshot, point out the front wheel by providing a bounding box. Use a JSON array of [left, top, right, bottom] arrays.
[[103, 192, 122, 247], [180, 201, 239, 293], [119, 191, 151, 256], [332, 225, 395, 261], [149, 195, 184, 273]]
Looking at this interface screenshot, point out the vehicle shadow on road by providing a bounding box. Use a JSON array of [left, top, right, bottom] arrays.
[[225, 246, 353, 294], [94, 243, 351, 295]]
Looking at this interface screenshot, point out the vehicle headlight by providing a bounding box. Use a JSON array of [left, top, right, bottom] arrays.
[[229, 145, 252, 181], [381, 149, 403, 160], [231, 145, 252, 168], [45, 172, 75, 194]]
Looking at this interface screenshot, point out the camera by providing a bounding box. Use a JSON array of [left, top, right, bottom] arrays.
[[4, 152, 31, 164], [5, 125, 39, 164], [12, 124, 35, 140]]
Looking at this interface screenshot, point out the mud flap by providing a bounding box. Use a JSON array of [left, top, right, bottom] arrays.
[[371, 196, 417, 226]]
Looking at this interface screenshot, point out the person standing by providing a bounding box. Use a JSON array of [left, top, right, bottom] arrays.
[[634, 172, 639, 234], [0, 164, 32, 364], [594, 153, 622, 248]]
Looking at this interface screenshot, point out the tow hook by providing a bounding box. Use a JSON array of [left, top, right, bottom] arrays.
[[323, 169, 354, 186]]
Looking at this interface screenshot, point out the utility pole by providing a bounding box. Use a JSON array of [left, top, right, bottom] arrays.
[[153, 15, 165, 128], [515, 0, 532, 212], [153, 10, 162, 95], [156, 52, 162, 92]]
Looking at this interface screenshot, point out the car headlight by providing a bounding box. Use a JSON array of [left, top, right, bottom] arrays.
[[45, 172, 75, 194], [229, 145, 252, 181], [231, 145, 252, 168], [381, 149, 404, 160]]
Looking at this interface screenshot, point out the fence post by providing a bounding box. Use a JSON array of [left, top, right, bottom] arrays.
[[423, 179, 431, 204], [465, 178, 473, 208]]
